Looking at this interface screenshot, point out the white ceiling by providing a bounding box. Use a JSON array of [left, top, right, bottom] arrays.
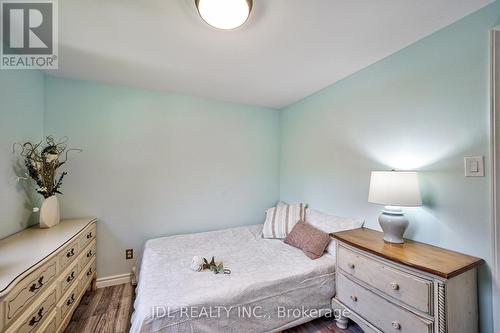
[[47, 0, 493, 109]]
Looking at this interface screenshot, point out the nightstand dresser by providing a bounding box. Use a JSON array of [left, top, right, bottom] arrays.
[[331, 228, 484, 333], [0, 218, 97, 333]]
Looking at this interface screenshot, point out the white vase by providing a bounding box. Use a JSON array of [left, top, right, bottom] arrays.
[[39, 195, 60, 229]]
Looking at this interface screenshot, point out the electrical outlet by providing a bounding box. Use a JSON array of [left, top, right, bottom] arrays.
[[126, 249, 133, 260]]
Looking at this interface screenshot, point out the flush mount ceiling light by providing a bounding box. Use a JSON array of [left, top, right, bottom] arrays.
[[195, 0, 253, 30]]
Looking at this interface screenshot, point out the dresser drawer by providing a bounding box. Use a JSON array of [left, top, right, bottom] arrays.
[[79, 240, 96, 272], [57, 281, 80, 324], [59, 260, 79, 297], [338, 246, 432, 314], [79, 224, 96, 252], [35, 310, 56, 333], [336, 273, 433, 333], [7, 288, 57, 333], [58, 239, 79, 271], [77, 258, 96, 298], [4, 258, 57, 325], [81, 259, 96, 285]]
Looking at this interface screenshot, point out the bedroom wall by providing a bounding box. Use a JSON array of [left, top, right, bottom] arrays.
[[279, 2, 500, 332], [43, 76, 280, 278], [0, 71, 45, 239]]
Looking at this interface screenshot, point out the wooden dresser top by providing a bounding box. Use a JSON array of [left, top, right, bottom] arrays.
[[0, 218, 96, 295], [332, 228, 484, 279]]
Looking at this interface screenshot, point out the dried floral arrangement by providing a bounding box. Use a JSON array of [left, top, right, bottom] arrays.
[[14, 136, 82, 199], [202, 257, 231, 274], [191, 256, 231, 275]]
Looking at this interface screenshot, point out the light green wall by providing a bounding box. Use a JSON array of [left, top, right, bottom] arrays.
[[280, 2, 500, 332], [2, 3, 498, 330], [43, 76, 280, 277], [0, 70, 44, 239]]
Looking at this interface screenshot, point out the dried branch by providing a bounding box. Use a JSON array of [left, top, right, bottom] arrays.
[[14, 136, 81, 199]]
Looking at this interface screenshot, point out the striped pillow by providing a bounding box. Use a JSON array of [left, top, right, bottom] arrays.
[[262, 202, 306, 239]]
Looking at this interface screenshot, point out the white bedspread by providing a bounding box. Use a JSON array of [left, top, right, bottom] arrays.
[[131, 224, 336, 333]]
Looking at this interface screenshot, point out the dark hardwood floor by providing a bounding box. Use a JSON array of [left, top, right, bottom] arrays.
[[284, 317, 362, 333], [64, 283, 362, 333], [64, 283, 134, 333]]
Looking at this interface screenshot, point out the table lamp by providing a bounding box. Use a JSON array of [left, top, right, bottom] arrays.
[[368, 171, 422, 243]]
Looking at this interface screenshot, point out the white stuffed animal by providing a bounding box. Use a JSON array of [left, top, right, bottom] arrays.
[[191, 256, 203, 271]]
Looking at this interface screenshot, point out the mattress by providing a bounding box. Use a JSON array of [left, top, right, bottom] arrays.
[[131, 224, 336, 333]]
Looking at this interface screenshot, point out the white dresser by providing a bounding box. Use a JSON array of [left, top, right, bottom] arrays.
[[332, 228, 484, 333], [0, 218, 97, 333]]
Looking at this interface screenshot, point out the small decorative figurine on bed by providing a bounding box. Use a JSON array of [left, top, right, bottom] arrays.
[[190, 256, 231, 275]]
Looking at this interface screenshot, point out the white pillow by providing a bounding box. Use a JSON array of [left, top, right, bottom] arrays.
[[305, 208, 364, 254], [262, 202, 306, 239]]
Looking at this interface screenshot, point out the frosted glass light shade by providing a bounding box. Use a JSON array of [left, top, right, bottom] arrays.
[[368, 171, 422, 207], [195, 0, 252, 30]]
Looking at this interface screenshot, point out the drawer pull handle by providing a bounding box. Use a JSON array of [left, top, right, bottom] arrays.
[[87, 268, 93, 276], [28, 307, 44, 326], [347, 263, 355, 269], [67, 271, 75, 283], [87, 250, 93, 258], [86, 232, 93, 239], [392, 321, 401, 330], [66, 248, 75, 258], [67, 293, 76, 306], [29, 276, 44, 292], [390, 282, 400, 290], [350, 295, 358, 302]]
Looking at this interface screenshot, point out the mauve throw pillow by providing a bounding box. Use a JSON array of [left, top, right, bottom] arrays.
[[284, 220, 331, 259]]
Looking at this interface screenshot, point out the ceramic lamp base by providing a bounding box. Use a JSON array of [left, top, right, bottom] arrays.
[[378, 207, 408, 244]]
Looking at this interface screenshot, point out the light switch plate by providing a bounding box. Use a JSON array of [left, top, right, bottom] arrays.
[[464, 156, 484, 177]]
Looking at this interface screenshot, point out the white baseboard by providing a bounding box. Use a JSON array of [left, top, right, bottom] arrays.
[[96, 273, 133, 289]]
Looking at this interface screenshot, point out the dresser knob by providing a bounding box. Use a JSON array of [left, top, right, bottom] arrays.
[[29, 276, 44, 292], [392, 321, 401, 330], [66, 271, 75, 283], [28, 307, 44, 326], [347, 263, 355, 269], [390, 282, 400, 290], [66, 248, 75, 258], [350, 295, 358, 302], [66, 293, 76, 306]]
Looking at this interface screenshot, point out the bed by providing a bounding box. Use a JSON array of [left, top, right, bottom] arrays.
[[131, 224, 336, 333]]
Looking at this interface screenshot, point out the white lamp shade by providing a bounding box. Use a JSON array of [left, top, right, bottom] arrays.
[[368, 171, 422, 207]]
